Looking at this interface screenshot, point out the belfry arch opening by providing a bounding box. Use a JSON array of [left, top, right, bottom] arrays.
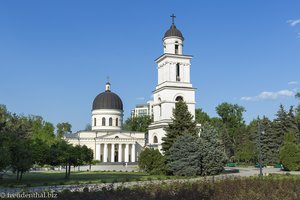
[[153, 136, 158, 143], [175, 96, 184, 102]]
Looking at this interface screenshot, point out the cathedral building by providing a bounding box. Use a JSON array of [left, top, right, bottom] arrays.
[[65, 16, 197, 162], [65, 82, 145, 163]]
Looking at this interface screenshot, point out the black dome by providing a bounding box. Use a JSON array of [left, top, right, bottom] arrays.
[[164, 24, 184, 40], [92, 91, 123, 110]]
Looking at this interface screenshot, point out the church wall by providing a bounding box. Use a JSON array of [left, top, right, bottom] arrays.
[[78, 131, 97, 138], [152, 88, 196, 122]]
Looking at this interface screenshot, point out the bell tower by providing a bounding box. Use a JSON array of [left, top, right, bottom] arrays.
[[148, 15, 197, 152]]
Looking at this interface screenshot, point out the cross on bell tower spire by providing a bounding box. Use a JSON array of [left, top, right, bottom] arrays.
[[170, 14, 176, 24]]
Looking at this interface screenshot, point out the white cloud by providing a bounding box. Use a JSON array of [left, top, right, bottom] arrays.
[[288, 81, 299, 85], [287, 19, 300, 26], [136, 97, 145, 100], [241, 89, 295, 101], [241, 96, 254, 101]]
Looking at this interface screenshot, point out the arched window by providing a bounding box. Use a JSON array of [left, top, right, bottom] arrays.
[[175, 96, 183, 102], [175, 41, 179, 54], [158, 98, 162, 117], [94, 118, 96, 126], [115, 136, 119, 139], [116, 118, 119, 126], [153, 136, 158, 143], [109, 117, 112, 126], [102, 117, 106, 126], [176, 63, 180, 81]]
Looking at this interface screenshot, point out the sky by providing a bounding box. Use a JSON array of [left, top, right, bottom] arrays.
[[0, 0, 300, 132]]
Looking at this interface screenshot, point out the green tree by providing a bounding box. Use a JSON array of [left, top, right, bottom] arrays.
[[10, 139, 33, 181], [138, 148, 165, 175], [167, 135, 200, 176], [236, 140, 255, 164], [287, 106, 300, 143], [85, 123, 92, 131], [48, 140, 72, 178], [31, 138, 50, 166], [167, 124, 227, 176], [215, 102, 246, 160], [123, 115, 152, 132], [195, 108, 210, 124], [0, 105, 11, 172], [29, 116, 56, 145], [245, 117, 274, 165], [162, 101, 199, 157], [56, 122, 72, 139], [198, 123, 227, 176], [272, 105, 300, 163], [80, 145, 94, 171], [8, 115, 33, 181], [259, 117, 274, 165], [280, 132, 300, 171]]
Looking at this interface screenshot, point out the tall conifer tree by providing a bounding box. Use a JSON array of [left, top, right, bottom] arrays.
[[162, 100, 199, 157]]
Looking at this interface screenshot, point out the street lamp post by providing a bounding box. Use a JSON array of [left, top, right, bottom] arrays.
[[257, 120, 264, 176]]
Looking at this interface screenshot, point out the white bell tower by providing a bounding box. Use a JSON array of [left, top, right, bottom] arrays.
[[148, 15, 196, 152]]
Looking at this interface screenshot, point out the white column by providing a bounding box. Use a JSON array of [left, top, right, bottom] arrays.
[[111, 143, 115, 163], [131, 143, 136, 162], [96, 144, 101, 161], [125, 144, 129, 162], [103, 143, 108, 162], [118, 144, 122, 162]]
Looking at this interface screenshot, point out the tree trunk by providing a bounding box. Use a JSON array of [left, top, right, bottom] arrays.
[[65, 164, 68, 179], [20, 171, 23, 182], [89, 164, 91, 171], [16, 170, 19, 181], [68, 164, 71, 178]]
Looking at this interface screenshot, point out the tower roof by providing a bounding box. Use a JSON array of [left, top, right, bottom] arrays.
[[164, 24, 184, 40], [163, 14, 184, 40]]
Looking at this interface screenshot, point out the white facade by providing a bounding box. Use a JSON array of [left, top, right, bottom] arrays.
[[148, 23, 196, 152], [67, 131, 145, 163]]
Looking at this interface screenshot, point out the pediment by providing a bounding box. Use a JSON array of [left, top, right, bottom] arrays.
[[97, 132, 135, 139]]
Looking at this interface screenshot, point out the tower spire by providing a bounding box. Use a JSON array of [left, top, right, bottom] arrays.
[[170, 14, 176, 24]]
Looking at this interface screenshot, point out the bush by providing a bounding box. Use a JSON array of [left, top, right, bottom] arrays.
[[138, 148, 166, 175], [280, 133, 300, 171], [56, 177, 300, 200]]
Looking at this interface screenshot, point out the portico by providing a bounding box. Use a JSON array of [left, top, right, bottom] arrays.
[[95, 141, 137, 163]]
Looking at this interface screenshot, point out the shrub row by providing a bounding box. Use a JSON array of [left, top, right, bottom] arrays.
[[56, 177, 300, 200]]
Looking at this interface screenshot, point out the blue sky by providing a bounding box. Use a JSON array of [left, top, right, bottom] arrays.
[[0, 0, 299, 132]]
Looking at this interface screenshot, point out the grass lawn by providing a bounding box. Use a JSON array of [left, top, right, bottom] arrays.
[[0, 171, 184, 188]]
